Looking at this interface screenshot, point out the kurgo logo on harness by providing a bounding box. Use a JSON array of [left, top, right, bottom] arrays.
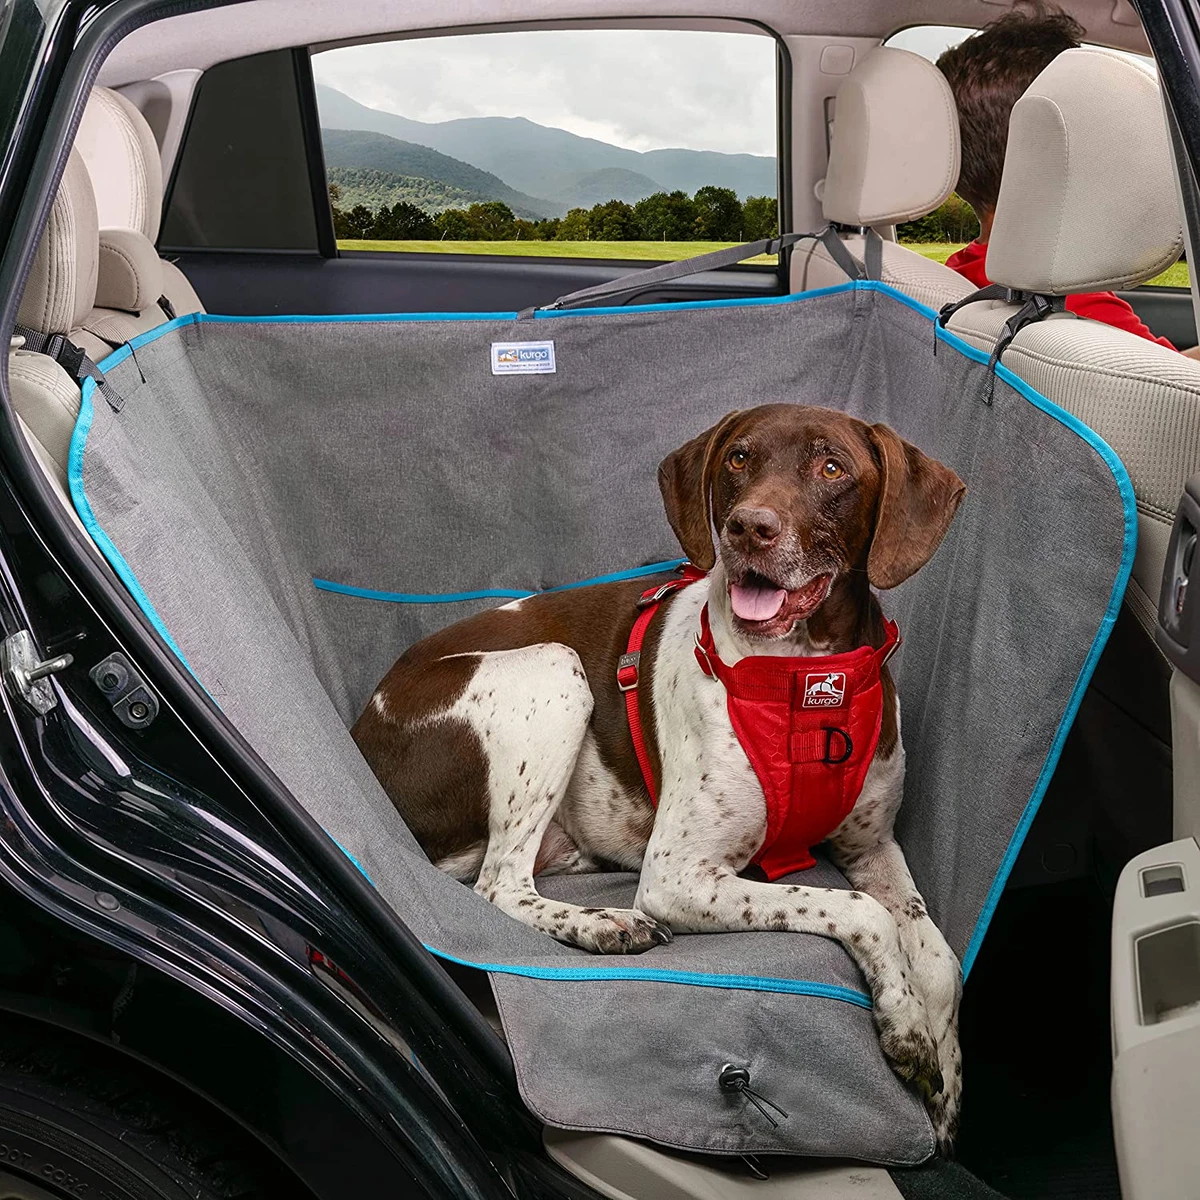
[[620, 567, 900, 880], [803, 672, 846, 708]]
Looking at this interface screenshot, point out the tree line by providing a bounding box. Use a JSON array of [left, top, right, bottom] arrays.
[[329, 183, 779, 242]]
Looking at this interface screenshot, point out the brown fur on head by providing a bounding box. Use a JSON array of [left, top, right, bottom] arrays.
[[658, 404, 965, 638]]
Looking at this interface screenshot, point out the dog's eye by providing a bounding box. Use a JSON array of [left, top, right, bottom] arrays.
[[727, 450, 749, 471], [821, 459, 845, 480]]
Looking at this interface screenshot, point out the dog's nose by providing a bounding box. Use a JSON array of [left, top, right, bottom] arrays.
[[726, 505, 781, 548]]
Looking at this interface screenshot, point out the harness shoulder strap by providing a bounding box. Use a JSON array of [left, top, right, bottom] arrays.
[[619, 568, 705, 806]]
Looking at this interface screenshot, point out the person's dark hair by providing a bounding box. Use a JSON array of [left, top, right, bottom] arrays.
[[936, 3, 1084, 217]]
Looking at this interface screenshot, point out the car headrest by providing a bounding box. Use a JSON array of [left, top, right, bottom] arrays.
[[822, 47, 960, 228], [95, 228, 165, 314], [987, 47, 1184, 294], [75, 86, 164, 243], [17, 149, 98, 336]]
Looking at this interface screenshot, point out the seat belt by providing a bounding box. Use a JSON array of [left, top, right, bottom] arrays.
[[11, 325, 124, 412], [518, 226, 873, 317]]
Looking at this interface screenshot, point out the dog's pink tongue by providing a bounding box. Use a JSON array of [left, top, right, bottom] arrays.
[[730, 581, 787, 622]]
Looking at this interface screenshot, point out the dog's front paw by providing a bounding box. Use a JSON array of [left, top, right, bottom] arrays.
[[879, 1017, 942, 1097], [926, 1064, 961, 1155], [557, 907, 673, 954], [926, 1013, 962, 1155], [876, 987, 942, 1100]]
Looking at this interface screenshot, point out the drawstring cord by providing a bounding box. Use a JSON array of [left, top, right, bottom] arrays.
[[718, 1063, 790, 1129]]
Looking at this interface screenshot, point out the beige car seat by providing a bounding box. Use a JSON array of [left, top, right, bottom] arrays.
[[940, 46, 1195, 872], [791, 47, 973, 312], [9, 146, 197, 496], [944, 47, 1191, 644], [75, 86, 203, 322]]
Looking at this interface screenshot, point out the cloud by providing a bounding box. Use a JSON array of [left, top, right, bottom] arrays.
[[312, 29, 778, 157]]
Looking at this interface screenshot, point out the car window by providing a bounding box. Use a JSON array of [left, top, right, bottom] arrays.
[[161, 49, 323, 253], [884, 25, 1185, 289], [311, 28, 781, 264]]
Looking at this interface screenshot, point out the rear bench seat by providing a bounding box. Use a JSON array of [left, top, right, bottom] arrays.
[[10, 86, 204, 505]]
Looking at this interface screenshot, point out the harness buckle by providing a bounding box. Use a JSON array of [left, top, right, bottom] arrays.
[[617, 651, 641, 691], [693, 632, 715, 678], [637, 580, 679, 608]]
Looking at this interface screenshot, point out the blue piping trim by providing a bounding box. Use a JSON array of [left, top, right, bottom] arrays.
[[315, 579, 528, 603], [90, 280, 864, 375], [331, 839, 375, 884], [891, 283, 1137, 977], [312, 558, 687, 604], [77, 279, 1137, 984], [67, 381, 197, 675], [423, 946, 873, 1008]]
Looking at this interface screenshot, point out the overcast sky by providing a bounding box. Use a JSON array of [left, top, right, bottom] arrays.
[[312, 25, 1151, 159], [313, 30, 780, 157]]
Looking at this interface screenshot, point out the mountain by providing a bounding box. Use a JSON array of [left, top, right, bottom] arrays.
[[559, 167, 663, 208], [320, 128, 559, 219], [316, 85, 776, 206]]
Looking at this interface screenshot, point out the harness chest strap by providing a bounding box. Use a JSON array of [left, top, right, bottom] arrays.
[[619, 569, 901, 878]]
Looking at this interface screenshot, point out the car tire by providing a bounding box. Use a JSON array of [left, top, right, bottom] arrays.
[[0, 1019, 300, 1199]]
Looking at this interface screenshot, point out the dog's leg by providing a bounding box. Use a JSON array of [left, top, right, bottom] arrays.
[[829, 740, 962, 1151], [634, 747, 940, 1095], [462, 644, 671, 954]]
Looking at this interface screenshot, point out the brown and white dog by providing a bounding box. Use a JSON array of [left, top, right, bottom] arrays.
[[353, 403, 966, 1146]]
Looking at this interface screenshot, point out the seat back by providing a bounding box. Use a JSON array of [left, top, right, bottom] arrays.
[[76, 86, 203, 320], [944, 47, 1193, 875], [791, 47, 973, 311]]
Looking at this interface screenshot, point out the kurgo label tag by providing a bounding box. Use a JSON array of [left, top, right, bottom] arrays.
[[803, 671, 847, 708], [491, 341, 556, 375]]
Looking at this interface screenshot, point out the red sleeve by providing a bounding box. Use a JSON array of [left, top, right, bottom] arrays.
[[1065, 291, 1177, 350]]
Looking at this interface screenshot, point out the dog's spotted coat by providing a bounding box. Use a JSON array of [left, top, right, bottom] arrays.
[[354, 403, 966, 1149]]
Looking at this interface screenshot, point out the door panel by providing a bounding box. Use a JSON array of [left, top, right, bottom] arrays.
[[1120, 287, 1197, 349], [170, 251, 784, 316]]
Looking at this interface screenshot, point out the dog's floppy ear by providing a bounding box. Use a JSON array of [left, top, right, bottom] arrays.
[[866, 423, 966, 589], [658, 411, 743, 570]]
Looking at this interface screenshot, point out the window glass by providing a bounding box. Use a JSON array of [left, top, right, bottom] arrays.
[[161, 50, 320, 252], [312, 29, 779, 262], [883, 26, 1183, 287]]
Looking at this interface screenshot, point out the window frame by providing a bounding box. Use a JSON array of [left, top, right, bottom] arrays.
[[164, 17, 793, 283]]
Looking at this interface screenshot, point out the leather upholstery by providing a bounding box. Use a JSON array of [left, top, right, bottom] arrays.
[[76, 86, 165, 242], [96, 227, 164, 313], [16, 151, 98, 335], [988, 48, 1184, 294], [822, 48, 960, 228], [792, 48, 968, 309]]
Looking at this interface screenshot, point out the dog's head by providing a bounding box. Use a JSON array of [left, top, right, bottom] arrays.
[[658, 404, 966, 640]]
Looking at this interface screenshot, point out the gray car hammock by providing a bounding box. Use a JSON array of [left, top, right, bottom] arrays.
[[65, 231, 1133, 1166]]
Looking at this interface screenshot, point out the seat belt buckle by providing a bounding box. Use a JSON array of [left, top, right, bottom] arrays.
[[617, 651, 640, 692]]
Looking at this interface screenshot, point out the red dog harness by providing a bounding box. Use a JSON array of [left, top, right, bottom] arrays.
[[618, 568, 900, 879]]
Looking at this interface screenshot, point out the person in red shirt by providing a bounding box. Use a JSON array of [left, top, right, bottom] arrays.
[[936, 3, 1180, 352]]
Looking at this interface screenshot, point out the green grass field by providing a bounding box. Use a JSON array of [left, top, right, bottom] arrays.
[[338, 238, 1191, 287]]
